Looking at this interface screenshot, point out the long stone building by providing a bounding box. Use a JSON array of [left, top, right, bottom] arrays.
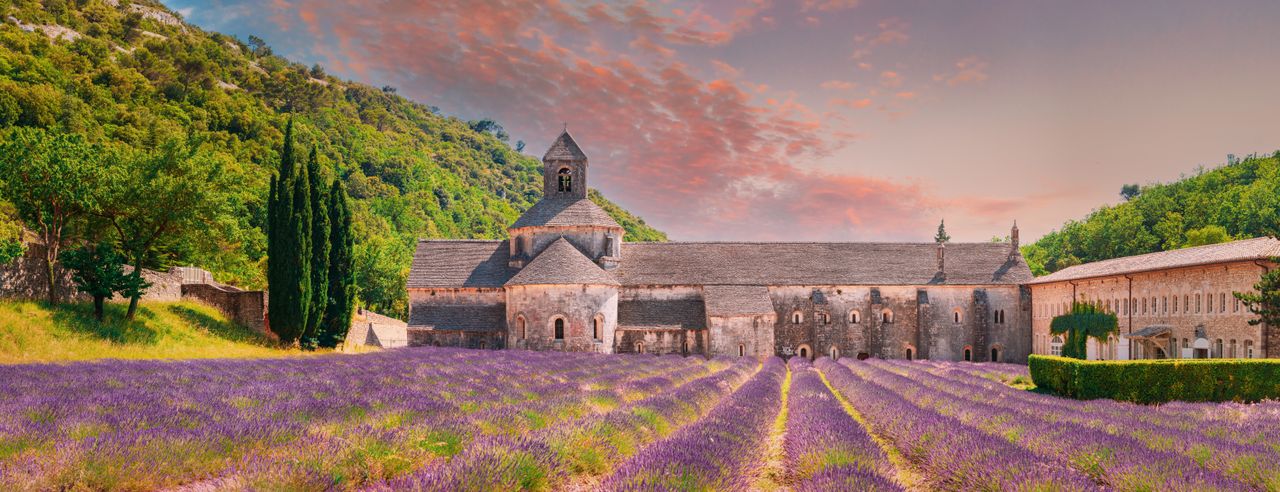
[[1028, 237, 1280, 360], [407, 131, 1035, 362]]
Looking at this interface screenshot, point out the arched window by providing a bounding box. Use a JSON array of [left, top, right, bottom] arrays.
[[739, 344, 745, 357], [635, 342, 645, 354], [1215, 338, 1224, 358], [554, 317, 565, 340], [479, 341, 487, 350], [797, 344, 811, 360], [1196, 294, 1202, 313], [963, 347, 973, 362], [1172, 296, 1178, 313], [849, 310, 861, 324], [1220, 293, 1227, 313], [1229, 339, 1237, 358], [592, 314, 603, 340], [557, 167, 572, 193], [830, 346, 840, 360], [953, 309, 963, 324], [792, 311, 804, 324], [516, 315, 527, 340], [1050, 336, 1062, 356], [1245, 339, 1255, 358], [881, 309, 893, 324], [818, 312, 830, 324], [683, 340, 690, 355], [1000, 310, 1006, 324], [1207, 294, 1214, 313]]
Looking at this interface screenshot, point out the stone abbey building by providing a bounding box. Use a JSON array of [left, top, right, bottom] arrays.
[[1028, 237, 1280, 360], [407, 132, 1035, 362]]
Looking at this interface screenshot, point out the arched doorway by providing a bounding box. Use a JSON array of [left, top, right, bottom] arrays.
[[963, 347, 973, 362], [797, 344, 812, 360], [990, 347, 1001, 362], [905, 348, 914, 360]]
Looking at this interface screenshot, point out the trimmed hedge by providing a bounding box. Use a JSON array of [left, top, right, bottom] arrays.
[[1029, 355, 1280, 404]]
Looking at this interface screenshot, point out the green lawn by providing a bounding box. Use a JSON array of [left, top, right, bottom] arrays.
[[0, 300, 302, 364]]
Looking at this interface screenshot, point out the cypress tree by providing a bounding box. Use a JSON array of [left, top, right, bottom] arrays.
[[267, 119, 297, 341], [305, 147, 330, 345], [321, 179, 355, 348], [283, 157, 312, 345]]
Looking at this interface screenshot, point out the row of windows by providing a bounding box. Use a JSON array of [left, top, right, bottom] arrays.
[[792, 307, 1011, 325], [514, 314, 604, 341], [1037, 291, 1243, 319]]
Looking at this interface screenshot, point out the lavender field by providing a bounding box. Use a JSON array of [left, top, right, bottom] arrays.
[[2, 349, 1279, 491]]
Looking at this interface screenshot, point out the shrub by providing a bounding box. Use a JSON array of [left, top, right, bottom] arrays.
[[1029, 355, 1280, 404]]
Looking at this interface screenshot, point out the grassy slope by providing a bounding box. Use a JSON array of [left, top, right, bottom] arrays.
[[0, 300, 294, 364]]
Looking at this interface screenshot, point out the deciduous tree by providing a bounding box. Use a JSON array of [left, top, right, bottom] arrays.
[[60, 243, 149, 320], [0, 128, 103, 304]]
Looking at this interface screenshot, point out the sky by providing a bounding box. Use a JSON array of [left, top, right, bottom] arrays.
[[172, 0, 1280, 243]]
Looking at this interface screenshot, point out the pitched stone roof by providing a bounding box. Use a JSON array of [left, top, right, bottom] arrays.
[[543, 130, 587, 161], [509, 197, 622, 230], [407, 240, 514, 288], [505, 238, 620, 286], [615, 242, 1031, 286], [408, 304, 506, 332], [409, 240, 1031, 288], [1029, 237, 1280, 284], [1126, 324, 1173, 339], [618, 299, 706, 330], [703, 285, 775, 317]]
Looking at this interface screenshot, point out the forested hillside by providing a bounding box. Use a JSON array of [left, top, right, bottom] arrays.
[[0, 0, 665, 316], [1023, 152, 1280, 275]]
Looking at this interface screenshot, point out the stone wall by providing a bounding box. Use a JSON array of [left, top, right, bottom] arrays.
[[505, 284, 618, 353], [181, 283, 266, 333], [0, 245, 182, 302], [768, 284, 1031, 363], [615, 328, 705, 356], [1030, 260, 1273, 359], [708, 314, 774, 358]]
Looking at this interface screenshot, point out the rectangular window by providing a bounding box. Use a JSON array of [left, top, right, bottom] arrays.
[[1162, 297, 1167, 313], [1207, 294, 1213, 313], [1184, 295, 1189, 313], [1220, 293, 1226, 313], [1172, 296, 1178, 313], [1142, 298, 1147, 314], [1196, 294, 1201, 313], [1234, 296, 1240, 313]]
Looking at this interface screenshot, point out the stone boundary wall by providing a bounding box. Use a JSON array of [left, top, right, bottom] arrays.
[[0, 246, 182, 302], [180, 283, 267, 333]]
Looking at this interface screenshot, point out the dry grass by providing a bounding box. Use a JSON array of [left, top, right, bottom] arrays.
[[0, 300, 304, 364]]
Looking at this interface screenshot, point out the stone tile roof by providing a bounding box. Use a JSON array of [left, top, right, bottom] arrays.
[[408, 304, 506, 332], [618, 299, 706, 330], [615, 242, 1031, 286], [509, 197, 622, 230], [407, 240, 514, 288], [543, 130, 587, 161], [703, 285, 775, 317], [1029, 237, 1280, 284], [506, 238, 620, 286], [410, 240, 1030, 288], [356, 308, 407, 327]]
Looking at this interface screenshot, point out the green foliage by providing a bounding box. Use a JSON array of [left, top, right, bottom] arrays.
[[0, 127, 105, 303], [1183, 224, 1232, 247], [306, 147, 329, 344], [1234, 258, 1280, 328], [934, 219, 950, 244], [58, 243, 149, 320], [1029, 355, 1280, 404], [0, 3, 665, 315], [0, 205, 23, 265], [1026, 152, 1280, 274], [320, 180, 355, 348], [1048, 302, 1118, 359]]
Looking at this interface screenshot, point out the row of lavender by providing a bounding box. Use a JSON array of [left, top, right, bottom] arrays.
[[873, 359, 1280, 490], [0, 348, 711, 490]]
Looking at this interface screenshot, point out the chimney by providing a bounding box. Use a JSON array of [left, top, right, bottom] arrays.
[[936, 242, 946, 278], [1010, 221, 1021, 260]]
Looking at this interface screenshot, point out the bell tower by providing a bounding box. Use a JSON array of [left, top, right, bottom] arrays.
[[542, 129, 588, 200]]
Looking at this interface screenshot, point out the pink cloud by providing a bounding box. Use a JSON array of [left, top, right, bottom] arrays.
[[935, 56, 990, 86], [801, 0, 860, 12], [274, 0, 998, 241], [820, 80, 857, 90]]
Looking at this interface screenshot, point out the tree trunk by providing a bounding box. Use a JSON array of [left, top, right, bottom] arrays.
[[43, 256, 56, 305], [125, 250, 144, 320], [93, 295, 105, 321]]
